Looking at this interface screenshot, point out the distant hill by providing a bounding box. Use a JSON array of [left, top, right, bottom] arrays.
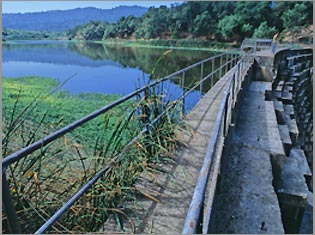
[[2, 6, 148, 32]]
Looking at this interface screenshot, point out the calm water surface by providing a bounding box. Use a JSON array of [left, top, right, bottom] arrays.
[[3, 40, 217, 111]]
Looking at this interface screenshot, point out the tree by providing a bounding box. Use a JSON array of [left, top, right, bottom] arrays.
[[218, 14, 242, 40], [193, 11, 212, 37], [281, 3, 309, 43], [64, 1, 312, 42], [103, 23, 117, 39], [253, 21, 276, 39]]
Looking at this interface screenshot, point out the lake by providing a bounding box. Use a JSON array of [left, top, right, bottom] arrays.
[[2, 40, 218, 112]]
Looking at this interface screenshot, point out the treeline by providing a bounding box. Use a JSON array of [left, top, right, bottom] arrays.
[[66, 1, 313, 43], [2, 29, 62, 41]]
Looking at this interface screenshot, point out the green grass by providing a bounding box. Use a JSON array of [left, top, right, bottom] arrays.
[[72, 38, 240, 53], [2, 76, 122, 154]]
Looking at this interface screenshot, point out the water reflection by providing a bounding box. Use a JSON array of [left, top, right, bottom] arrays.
[[67, 42, 220, 92], [3, 40, 218, 111]]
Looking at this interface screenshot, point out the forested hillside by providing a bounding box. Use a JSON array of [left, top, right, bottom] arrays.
[[3, 2, 313, 43], [66, 1, 313, 43], [2, 6, 148, 32]]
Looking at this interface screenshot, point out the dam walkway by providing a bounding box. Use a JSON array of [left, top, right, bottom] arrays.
[[101, 46, 313, 234], [2, 40, 313, 234]]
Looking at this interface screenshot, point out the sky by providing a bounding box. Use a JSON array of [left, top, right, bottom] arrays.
[[2, 1, 182, 14]]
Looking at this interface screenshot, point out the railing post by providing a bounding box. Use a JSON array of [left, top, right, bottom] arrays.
[[200, 62, 204, 99], [225, 53, 228, 73], [211, 59, 215, 88], [219, 55, 223, 78], [181, 72, 186, 116], [2, 171, 22, 234], [232, 53, 235, 67], [237, 62, 241, 90]]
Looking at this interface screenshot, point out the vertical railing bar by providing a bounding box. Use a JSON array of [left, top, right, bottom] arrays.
[[219, 54, 223, 78], [211, 58, 215, 88], [2, 172, 22, 234], [200, 62, 204, 99], [181, 72, 186, 117], [225, 53, 229, 73], [237, 62, 241, 92]]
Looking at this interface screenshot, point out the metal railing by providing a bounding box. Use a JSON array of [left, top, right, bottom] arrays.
[[286, 53, 313, 67], [2, 50, 241, 234], [241, 38, 272, 52], [182, 49, 255, 234]]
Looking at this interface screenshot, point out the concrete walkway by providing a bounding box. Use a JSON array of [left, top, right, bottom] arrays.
[[209, 82, 285, 234]]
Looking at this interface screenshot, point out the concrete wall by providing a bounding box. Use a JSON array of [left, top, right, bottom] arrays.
[[272, 48, 313, 234], [273, 48, 313, 175]]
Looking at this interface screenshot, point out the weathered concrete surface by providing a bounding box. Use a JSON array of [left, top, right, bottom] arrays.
[[277, 149, 311, 203], [209, 82, 285, 234], [277, 157, 309, 200], [254, 50, 275, 81], [299, 191, 313, 234]]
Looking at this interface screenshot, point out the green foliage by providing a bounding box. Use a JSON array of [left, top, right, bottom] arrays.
[[218, 14, 242, 39], [193, 11, 212, 37], [4, 2, 313, 44], [67, 21, 109, 40], [281, 3, 310, 42], [2, 77, 121, 154], [253, 21, 277, 39], [2, 29, 63, 40]]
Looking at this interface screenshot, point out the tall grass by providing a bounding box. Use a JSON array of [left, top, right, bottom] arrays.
[[2, 58, 184, 233]]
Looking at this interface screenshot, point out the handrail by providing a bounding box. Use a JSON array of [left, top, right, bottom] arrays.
[[34, 58, 243, 233], [2, 50, 240, 234], [286, 53, 313, 60], [241, 38, 272, 53], [2, 53, 228, 169], [182, 49, 255, 234]]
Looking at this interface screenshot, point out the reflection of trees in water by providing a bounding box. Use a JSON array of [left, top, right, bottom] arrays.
[[3, 41, 67, 50], [68, 42, 222, 93]]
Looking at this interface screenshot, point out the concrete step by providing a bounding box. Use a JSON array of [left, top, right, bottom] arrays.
[[288, 76, 298, 83], [274, 100, 284, 113], [273, 100, 285, 124], [281, 92, 293, 104], [283, 85, 293, 93], [285, 81, 294, 87], [275, 83, 283, 92], [277, 155, 309, 234], [284, 104, 295, 119], [290, 149, 312, 177], [287, 119, 299, 145], [277, 155, 309, 203], [278, 124, 292, 155], [299, 191, 313, 234]]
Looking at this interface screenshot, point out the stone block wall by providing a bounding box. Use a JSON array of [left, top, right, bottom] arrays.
[[272, 48, 313, 233]]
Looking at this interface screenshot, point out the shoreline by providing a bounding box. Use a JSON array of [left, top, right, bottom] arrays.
[[3, 38, 241, 53]]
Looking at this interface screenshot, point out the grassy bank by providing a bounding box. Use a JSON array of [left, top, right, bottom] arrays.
[[2, 76, 121, 154], [67, 38, 240, 53], [2, 76, 182, 233]]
